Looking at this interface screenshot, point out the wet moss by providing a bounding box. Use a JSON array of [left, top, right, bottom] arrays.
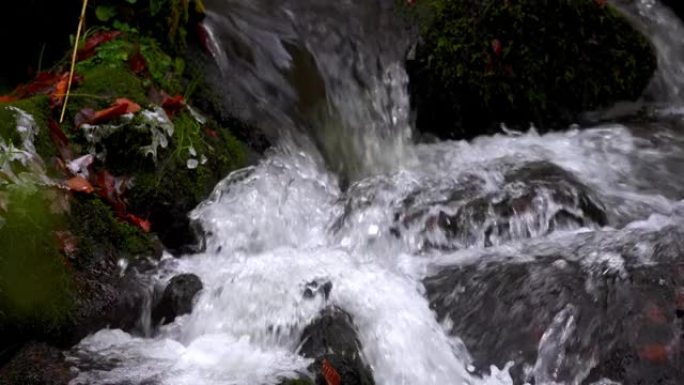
[[68, 66, 148, 115], [67, 197, 159, 269], [0, 96, 56, 160], [0, 188, 73, 334], [406, 0, 657, 138]]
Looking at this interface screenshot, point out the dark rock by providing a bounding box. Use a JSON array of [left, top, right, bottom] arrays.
[[424, 232, 684, 384], [405, 0, 657, 139], [303, 280, 333, 301], [0, 342, 74, 385], [152, 274, 203, 325], [298, 307, 374, 385], [395, 161, 607, 251], [662, 0, 684, 21]]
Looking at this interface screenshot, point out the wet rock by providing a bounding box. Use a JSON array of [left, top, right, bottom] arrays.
[[298, 307, 374, 385], [0, 342, 74, 385], [152, 274, 203, 325], [303, 280, 333, 300], [661, 0, 684, 21], [424, 231, 684, 385], [405, 0, 656, 138], [395, 161, 607, 251]]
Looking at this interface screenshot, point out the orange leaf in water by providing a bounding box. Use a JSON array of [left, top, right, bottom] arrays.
[[321, 359, 341, 385], [66, 176, 94, 194]]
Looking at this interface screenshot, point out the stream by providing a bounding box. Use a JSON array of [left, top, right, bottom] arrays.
[[67, 1, 684, 384]]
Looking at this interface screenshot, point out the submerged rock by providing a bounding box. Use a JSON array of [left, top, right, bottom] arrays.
[[405, 0, 657, 138], [394, 161, 607, 251], [298, 307, 374, 385], [152, 273, 203, 325], [0, 342, 75, 385], [424, 226, 684, 384]]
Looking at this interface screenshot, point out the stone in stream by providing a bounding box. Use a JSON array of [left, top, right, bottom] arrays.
[[295, 307, 374, 385], [0, 342, 75, 385], [151, 274, 203, 325], [394, 161, 607, 251], [424, 226, 684, 385]]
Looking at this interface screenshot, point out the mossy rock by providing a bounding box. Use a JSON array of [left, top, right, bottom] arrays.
[[114, 111, 248, 252], [68, 197, 161, 269], [0, 96, 57, 161], [0, 188, 73, 341], [406, 0, 657, 139]]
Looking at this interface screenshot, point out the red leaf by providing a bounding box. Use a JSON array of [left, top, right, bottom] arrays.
[[50, 74, 69, 109], [95, 170, 127, 216], [0, 95, 17, 103], [162, 93, 185, 117], [491, 39, 503, 57], [204, 128, 219, 139], [126, 214, 152, 233], [76, 99, 141, 127], [66, 176, 94, 194], [321, 359, 341, 385], [48, 119, 73, 161], [129, 51, 148, 74], [78, 31, 123, 61]]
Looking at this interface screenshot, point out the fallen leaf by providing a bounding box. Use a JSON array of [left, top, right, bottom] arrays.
[[76, 98, 141, 127], [66, 176, 94, 194], [95, 170, 128, 216], [50, 74, 69, 109], [126, 214, 152, 233], [48, 119, 73, 161], [204, 128, 219, 139], [129, 51, 148, 74], [0, 95, 17, 103], [78, 30, 123, 61], [161, 93, 185, 117], [321, 359, 341, 385]]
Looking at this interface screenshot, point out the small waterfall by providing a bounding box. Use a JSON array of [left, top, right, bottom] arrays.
[[201, 0, 414, 179], [67, 1, 684, 384]]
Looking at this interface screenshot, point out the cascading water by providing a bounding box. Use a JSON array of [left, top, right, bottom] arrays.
[[68, 1, 684, 384]]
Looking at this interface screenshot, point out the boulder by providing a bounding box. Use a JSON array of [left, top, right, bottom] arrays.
[[152, 274, 203, 325], [424, 227, 684, 384], [405, 0, 657, 138], [298, 307, 374, 385], [393, 161, 607, 251]]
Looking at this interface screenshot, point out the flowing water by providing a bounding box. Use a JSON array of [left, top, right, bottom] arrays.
[[68, 1, 684, 384]]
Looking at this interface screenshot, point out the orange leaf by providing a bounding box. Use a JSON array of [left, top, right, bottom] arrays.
[[50, 74, 69, 109], [114, 98, 141, 114], [126, 214, 152, 233], [321, 359, 341, 385], [0, 95, 17, 103], [78, 31, 123, 61], [66, 176, 94, 194]]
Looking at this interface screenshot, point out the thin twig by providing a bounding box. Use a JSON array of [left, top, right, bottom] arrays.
[[59, 0, 90, 123]]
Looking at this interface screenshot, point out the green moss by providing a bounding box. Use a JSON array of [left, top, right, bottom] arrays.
[[68, 197, 158, 268], [406, 0, 657, 138], [0, 96, 56, 160], [68, 66, 148, 116], [0, 187, 73, 333]]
